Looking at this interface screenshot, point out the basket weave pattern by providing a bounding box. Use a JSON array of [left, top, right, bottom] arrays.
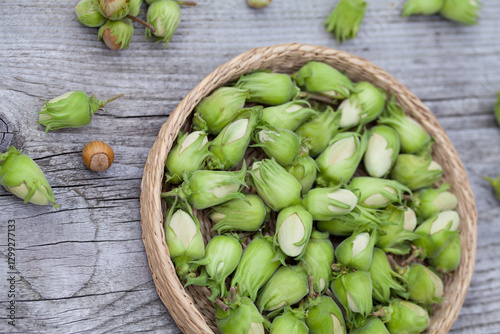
[[140, 43, 477, 334]]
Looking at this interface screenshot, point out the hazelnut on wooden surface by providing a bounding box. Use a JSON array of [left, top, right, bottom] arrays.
[[82, 140, 114, 172], [248, 0, 272, 8]]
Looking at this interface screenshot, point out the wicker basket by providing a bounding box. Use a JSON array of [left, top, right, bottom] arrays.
[[140, 43, 477, 334]]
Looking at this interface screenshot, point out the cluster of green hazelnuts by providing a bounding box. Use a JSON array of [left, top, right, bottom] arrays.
[[75, 0, 196, 51]]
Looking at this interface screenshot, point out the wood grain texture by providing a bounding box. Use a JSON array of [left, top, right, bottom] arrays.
[[0, 0, 498, 333]]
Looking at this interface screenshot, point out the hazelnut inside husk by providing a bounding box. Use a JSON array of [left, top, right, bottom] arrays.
[[82, 140, 114, 172]]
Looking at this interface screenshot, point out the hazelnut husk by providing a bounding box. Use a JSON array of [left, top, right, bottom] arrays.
[[98, 18, 134, 51], [82, 140, 114, 172], [102, 28, 122, 50], [248, 0, 272, 8]]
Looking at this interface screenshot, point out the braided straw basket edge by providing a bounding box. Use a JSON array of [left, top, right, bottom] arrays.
[[140, 43, 477, 334]]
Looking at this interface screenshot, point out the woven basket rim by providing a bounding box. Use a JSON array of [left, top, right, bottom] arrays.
[[140, 43, 478, 334]]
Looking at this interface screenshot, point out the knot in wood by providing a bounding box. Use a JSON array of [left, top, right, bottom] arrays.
[[0, 113, 13, 152]]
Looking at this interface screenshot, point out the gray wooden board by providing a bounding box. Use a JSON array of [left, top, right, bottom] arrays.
[[0, 0, 499, 332]]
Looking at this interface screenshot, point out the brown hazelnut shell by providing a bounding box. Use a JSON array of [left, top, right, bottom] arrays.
[[102, 28, 122, 51], [82, 140, 114, 172]]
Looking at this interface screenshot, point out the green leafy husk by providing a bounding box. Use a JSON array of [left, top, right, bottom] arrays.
[[165, 131, 212, 184], [146, 0, 182, 47], [335, 230, 377, 271], [249, 159, 302, 211], [484, 174, 500, 201], [286, 156, 318, 196], [192, 87, 250, 135], [209, 107, 261, 169], [162, 164, 247, 210], [256, 266, 309, 312], [376, 206, 420, 255], [317, 206, 389, 236], [302, 186, 358, 221], [440, 0, 481, 25], [379, 299, 429, 334], [38, 91, 118, 132], [294, 61, 354, 99], [270, 308, 308, 334], [216, 296, 266, 334], [274, 205, 313, 260], [0, 147, 59, 208], [305, 295, 346, 334], [350, 317, 389, 334], [188, 235, 242, 300], [378, 99, 431, 154], [428, 232, 461, 272], [236, 71, 300, 105], [231, 235, 284, 301], [495, 91, 500, 127], [98, 18, 134, 50], [391, 153, 443, 190], [331, 270, 373, 321], [129, 0, 142, 16], [75, 0, 106, 27], [316, 132, 368, 186], [402, 0, 444, 16], [325, 0, 368, 42], [338, 81, 386, 129], [163, 199, 204, 277], [295, 106, 342, 157], [411, 183, 458, 219], [368, 248, 406, 303], [94, 0, 131, 20], [261, 100, 318, 131], [349, 177, 411, 209], [414, 210, 460, 258], [253, 126, 303, 167], [397, 263, 443, 305], [363, 125, 401, 178], [210, 194, 269, 234], [248, 0, 272, 8], [300, 230, 334, 295]]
